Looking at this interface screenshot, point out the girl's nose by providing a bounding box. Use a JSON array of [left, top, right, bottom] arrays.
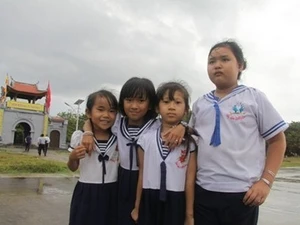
[[214, 60, 221, 69]]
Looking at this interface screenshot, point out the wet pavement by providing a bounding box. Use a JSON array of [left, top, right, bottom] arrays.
[[0, 169, 299, 225]]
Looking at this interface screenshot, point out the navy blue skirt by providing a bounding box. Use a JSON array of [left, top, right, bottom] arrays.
[[69, 181, 118, 225], [117, 166, 139, 225], [138, 189, 186, 225]]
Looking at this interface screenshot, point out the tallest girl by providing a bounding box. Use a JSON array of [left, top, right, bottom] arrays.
[[191, 41, 288, 225]]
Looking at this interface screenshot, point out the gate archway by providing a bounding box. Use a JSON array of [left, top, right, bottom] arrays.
[[50, 130, 60, 148], [14, 122, 31, 145]]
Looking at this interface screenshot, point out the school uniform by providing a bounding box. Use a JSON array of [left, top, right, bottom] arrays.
[[190, 85, 289, 225], [68, 130, 118, 225], [113, 114, 159, 225], [37, 136, 46, 156], [137, 127, 196, 225]]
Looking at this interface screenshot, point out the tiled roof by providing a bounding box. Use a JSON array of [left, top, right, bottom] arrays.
[[8, 81, 47, 96], [50, 116, 65, 123]]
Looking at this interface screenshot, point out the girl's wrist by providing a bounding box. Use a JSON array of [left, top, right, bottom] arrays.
[[185, 211, 193, 217], [260, 177, 272, 188], [83, 131, 93, 136]]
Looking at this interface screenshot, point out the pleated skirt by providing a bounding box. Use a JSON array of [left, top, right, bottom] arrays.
[[69, 181, 118, 225], [117, 166, 139, 225], [138, 189, 186, 225]]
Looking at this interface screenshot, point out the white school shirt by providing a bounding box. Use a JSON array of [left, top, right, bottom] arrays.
[[68, 130, 118, 184], [190, 85, 289, 192], [45, 136, 50, 144], [112, 114, 159, 171], [138, 127, 197, 192], [37, 136, 46, 145]]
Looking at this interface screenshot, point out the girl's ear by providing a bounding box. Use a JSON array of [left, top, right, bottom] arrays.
[[86, 109, 91, 118], [238, 62, 245, 72]]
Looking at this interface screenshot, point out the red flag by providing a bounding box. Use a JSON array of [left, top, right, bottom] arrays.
[[45, 82, 51, 113]]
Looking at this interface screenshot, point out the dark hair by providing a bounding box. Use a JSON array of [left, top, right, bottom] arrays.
[[156, 81, 190, 111], [119, 77, 157, 120], [209, 40, 247, 79], [86, 89, 118, 113]]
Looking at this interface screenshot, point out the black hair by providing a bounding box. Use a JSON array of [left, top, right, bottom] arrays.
[[156, 81, 190, 111], [86, 89, 118, 113], [119, 77, 158, 121], [209, 40, 247, 80]]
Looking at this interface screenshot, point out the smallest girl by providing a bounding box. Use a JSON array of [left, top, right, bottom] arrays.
[[132, 82, 197, 225], [67, 90, 119, 225]]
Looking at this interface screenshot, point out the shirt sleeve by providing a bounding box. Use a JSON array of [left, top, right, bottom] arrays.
[[188, 135, 198, 153], [111, 113, 121, 136], [255, 89, 289, 140], [68, 130, 83, 152], [137, 133, 147, 151]]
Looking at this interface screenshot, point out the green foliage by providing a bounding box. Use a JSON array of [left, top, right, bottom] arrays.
[[285, 122, 300, 156], [281, 157, 300, 167], [0, 152, 69, 174], [57, 111, 87, 142]]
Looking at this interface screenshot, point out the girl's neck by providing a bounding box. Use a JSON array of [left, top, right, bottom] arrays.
[[127, 118, 144, 127], [215, 84, 238, 99], [93, 129, 111, 140], [160, 121, 179, 134]]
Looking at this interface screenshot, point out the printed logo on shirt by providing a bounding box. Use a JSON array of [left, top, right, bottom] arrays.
[[175, 149, 188, 168], [226, 103, 246, 121], [109, 145, 119, 162]]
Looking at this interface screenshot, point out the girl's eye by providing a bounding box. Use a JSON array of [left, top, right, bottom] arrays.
[[139, 99, 145, 103], [208, 60, 215, 64], [176, 101, 182, 104], [222, 58, 230, 62], [163, 100, 169, 104]]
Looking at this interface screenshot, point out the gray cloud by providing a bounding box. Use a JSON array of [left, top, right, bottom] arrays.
[[0, 0, 298, 121]]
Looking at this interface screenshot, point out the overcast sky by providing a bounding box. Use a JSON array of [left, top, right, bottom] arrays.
[[0, 0, 299, 122]]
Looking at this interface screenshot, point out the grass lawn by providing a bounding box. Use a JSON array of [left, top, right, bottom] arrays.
[[0, 151, 71, 174], [0, 147, 299, 175], [281, 157, 300, 167]]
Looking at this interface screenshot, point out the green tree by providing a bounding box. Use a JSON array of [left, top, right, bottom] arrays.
[[285, 122, 300, 156], [57, 112, 87, 143]]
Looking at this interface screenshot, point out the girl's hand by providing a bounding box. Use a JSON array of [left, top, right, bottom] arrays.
[[131, 208, 138, 223], [162, 124, 185, 149], [81, 134, 94, 156], [243, 180, 271, 206], [69, 145, 87, 161], [184, 215, 194, 225]]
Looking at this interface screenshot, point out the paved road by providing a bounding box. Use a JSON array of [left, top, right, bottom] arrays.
[[0, 149, 299, 225]]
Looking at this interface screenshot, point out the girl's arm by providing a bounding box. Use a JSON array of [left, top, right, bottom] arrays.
[[67, 145, 87, 172], [162, 123, 198, 149], [243, 132, 286, 206], [131, 147, 144, 222], [185, 151, 197, 225], [81, 120, 94, 154]]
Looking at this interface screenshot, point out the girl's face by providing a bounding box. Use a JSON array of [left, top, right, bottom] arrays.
[[86, 96, 117, 132], [207, 46, 243, 90], [123, 97, 150, 126], [158, 90, 186, 127]]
